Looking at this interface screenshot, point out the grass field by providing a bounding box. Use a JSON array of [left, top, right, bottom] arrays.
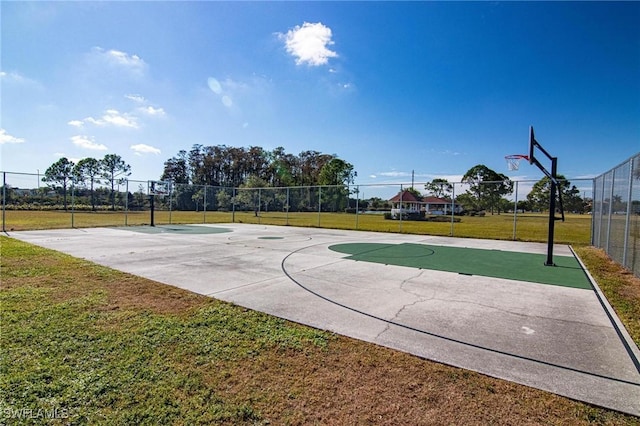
[[2, 209, 592, 245], [2, 236, 639, 425]]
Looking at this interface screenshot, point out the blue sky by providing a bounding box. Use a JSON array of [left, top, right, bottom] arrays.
[[2, 1, 639, 195]]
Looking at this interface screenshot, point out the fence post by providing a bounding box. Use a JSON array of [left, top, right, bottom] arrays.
[[591, 178, 596, 245], [596, 176, 605, 247], [599, 176, 607, 248], [606, 170, 615, 253], [71, 184, 75, 228], [355, 185, 359, 230], [286, 187, 290, 226], [399, 184, 403, 232], [622, 157, 634, 268], [232, 187, 236, 223], [450, 183, 455, 237], [512, 181, 519, 240], [168, 183, 173, 225], [318, 186, 322, 227], [258, 188, 262, 224], [203, 184, 207, 223], [125, 179, 129, 226], [2, 172, 6, 233]]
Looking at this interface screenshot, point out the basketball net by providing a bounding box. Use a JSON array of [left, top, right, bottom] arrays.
[[505, 155, 529, 171]]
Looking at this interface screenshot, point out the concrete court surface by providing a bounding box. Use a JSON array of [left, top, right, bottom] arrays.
[[8, 223, 640, 416]]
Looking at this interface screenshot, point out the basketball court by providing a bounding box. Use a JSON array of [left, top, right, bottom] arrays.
[[9, 223, 640, 416]]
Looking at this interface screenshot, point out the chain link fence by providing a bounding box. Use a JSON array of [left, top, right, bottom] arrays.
[[592, 153, 640, 277], [2, 171, 595, 245], [4, 161, 638, 275]]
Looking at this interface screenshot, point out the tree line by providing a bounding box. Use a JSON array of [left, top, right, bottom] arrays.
[[420, 164, 589, 214], [35, 146, 356, 212], [161, 145, 356, 188], [28, 150, 589, 215], [41, 154, 131, 211], [160, 145, 357, 212]]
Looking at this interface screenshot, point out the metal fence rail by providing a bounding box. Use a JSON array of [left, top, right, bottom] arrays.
[[2, 171, 595, 244], [3, 161, 638, 276], [592, 153, 640, 277]]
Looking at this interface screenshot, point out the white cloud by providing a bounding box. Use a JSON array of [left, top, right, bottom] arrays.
[[442, 174, 465, 183], [71, 135, 108, 151], [84, 109, 138, 128], [67, 120, 84, 128], [89, 47, 147, 75], [124, 95, 167, 117], [130, 144, 161, 155], [52, 153, 83, 164], [102, 109, 138, 127], [0, 129, 25, 145], [125, 94, 146, 103], [379, 171, 411, 178], [221, 78, 250, 91], [137, 106, 166, 117], [1, 71, 26, 83], [279, 22, 338, 66], [1, 71, 32, 84]]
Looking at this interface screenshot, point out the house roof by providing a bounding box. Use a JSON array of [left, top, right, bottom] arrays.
[[388, 190, 454, 205], [389, 190, 422, 203], [422, 196, 450, 204]]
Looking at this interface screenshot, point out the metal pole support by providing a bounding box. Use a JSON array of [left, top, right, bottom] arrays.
[[545, 157, 558, 266], [150, 194, 155, 227]]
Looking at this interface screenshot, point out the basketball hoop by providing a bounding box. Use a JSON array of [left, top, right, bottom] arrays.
[[505, 154, 529, 171], [148, 180, 171, 197]]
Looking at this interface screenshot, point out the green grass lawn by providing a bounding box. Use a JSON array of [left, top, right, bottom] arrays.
[[2, 236, 638, 425], [2, 210, 592, 245]]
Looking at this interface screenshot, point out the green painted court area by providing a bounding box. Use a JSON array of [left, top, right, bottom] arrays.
[[118, 225, 233, 235], [329, 243, 591, 289]]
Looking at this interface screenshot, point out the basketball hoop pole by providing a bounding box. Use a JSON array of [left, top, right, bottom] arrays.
[[149, 181, 156, 227], [528, 127, 562, 266], [150, 192, 155, 227], [545, 157, 558, 266]]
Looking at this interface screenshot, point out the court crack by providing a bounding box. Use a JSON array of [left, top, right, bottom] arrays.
[[429, 295, 614, 331], [376, 270, 430, 340]]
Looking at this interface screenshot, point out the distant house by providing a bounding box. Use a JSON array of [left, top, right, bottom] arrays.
[[389, 190, 463, 218], [13, 188, 39, 197]]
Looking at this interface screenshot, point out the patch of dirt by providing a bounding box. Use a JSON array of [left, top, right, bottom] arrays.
[[98, 273, 207, 314], [1, 251, 207, 315], [203, 341, 637, 425]]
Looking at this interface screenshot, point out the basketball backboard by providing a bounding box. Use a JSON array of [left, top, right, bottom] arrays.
[[529, 126, 535, 165], [148, 180, 170, 196]]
